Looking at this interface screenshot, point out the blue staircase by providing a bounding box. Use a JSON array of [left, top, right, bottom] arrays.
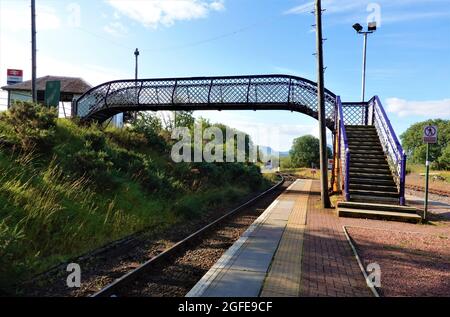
[[334, 97, 421, 223]]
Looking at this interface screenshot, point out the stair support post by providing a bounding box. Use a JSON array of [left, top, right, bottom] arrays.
[[399, 153, 407, 206]]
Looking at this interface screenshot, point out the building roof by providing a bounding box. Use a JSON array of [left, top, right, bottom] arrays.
[[1, 75, 92, 94]]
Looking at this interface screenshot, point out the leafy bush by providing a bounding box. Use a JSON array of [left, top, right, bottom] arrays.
[[72, 149, 114, 184], [401, 119, 450, 169], [0, 101, 57, 152]]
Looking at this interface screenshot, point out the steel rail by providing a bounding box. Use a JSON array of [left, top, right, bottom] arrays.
[[92, 174, 286, 297], [405, 184, 450, 198]]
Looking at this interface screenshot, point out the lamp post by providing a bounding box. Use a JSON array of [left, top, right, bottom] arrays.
[[353, 22, 377, 102], [134, 48, 140, 81]]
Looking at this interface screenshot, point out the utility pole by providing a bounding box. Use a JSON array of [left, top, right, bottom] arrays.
[[315, 0, 331, 208], [31, 0, 37, 103]]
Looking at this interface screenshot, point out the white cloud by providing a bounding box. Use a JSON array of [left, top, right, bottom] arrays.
[[103, 21, 128, 37], [0, 3, 61, 32], [386, 98, 450, 118], [284, 0, 450, 24], [106, 0, 225, 28]]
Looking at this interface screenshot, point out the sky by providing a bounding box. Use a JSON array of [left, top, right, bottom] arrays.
[[0, 0, 449, 151]]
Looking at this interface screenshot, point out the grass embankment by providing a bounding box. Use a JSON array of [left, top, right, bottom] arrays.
[[0, 103, 271, 289], [280, 167, 321, 180]]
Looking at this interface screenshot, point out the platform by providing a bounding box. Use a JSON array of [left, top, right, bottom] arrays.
[[186, 179, 311, 297]]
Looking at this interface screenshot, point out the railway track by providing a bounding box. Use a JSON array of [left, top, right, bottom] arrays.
[[405, 184, 450, 197], [92, 174, 289, 297]]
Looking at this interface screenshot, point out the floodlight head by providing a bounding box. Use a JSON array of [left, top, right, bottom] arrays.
[[134, 48, 140, 56], [353, 23, 363, 33], [368, 22, 377, 31]]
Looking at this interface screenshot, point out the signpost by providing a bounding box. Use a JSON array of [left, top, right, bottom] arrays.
[[422, 125, 438, 220], [7, 69, 23, 85], [45, 81, 61, 108]]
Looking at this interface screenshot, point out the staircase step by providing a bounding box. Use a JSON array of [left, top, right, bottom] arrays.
[[349, 178, 396, 186], [349, 145, 383, 150], [350, 159, 388, 166], [348, 140, 381, 145], [350, 162, 389, 169], [350, 150, 385, 155], [338, 208, 422, 223], [350, 152, 386, 161], [349, 183, 398, 193], [350, 173, 394, 180], [350, 167, 391, 174], [338, 201, 418, 213], [351, 156, 386, 162], [349, 189, 400, 198]]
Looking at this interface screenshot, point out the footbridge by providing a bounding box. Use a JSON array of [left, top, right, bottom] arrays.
[[73, 74, 407, 207]]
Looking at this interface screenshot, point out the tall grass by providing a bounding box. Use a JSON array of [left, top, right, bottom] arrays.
[[0, 103, 271, 290]]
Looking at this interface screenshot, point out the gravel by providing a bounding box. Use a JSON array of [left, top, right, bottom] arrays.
[[19, 180, 289, 297], [347, 226, 450, 297]]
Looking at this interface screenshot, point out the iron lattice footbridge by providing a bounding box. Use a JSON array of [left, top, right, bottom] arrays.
[[74, 75, 337, 129], [74, 74, 407, 206]]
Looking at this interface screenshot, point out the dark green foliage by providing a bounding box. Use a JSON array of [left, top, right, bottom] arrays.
[[289, 135, 332, 168], [400, 119, 450, 169], [0, 101, 57, 152], [0, 103, 271, 289]]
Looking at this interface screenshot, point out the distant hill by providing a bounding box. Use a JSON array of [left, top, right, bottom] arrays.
[[257, 145, 290, 158]]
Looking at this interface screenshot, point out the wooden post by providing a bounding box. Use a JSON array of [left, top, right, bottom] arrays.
[[315, 0, 331, 208]]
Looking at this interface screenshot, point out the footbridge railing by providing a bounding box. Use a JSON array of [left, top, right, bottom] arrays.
[[73, 75, 337, 129], [335, 97, 350, 201], [369, 96, 407, 205]]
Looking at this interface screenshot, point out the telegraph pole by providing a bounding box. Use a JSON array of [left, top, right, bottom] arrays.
[[31, 0, 37, 102], [315, 0, 331, 208]]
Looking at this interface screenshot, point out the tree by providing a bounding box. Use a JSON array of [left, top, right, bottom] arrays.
[[289, 135, 332, 168], [400, 119, 450, 169]]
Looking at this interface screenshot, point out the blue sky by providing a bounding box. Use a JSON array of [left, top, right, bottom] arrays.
[[1, 0, 449, 151]]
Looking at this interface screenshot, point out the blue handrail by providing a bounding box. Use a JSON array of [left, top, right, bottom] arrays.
[[337, 96, 350, 201], [369, 96, 406, 205]]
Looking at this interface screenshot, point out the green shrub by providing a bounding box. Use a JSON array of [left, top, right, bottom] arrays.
[[0, 101, 57, 152]]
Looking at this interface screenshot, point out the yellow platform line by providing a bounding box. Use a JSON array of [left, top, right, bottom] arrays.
[[260, 179, 312, 297]]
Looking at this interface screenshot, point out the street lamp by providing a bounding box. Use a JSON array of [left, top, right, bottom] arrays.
[[134, 48, 140, 80], [353, 22, 377, 102]]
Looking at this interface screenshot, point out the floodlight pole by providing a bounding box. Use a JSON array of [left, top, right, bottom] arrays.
[[31, 0, 37, 103], [356, 30, 374, 102], [134, 48, 139, 81], [361, 32, 368, 102], [315, 0, 331, 208]]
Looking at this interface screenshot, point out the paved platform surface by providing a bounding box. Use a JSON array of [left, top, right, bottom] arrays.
[[187, 179, 450, 297], [187, 179, 373, 297], [186, 180, 310, 297]]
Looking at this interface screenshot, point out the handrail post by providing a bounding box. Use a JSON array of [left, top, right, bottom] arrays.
[[345, 149, 350, 201], [364, 103, 368, 126], [399, 153, 407, 206]]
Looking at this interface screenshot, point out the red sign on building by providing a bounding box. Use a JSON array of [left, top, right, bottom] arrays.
[[7, 69, 23, 85]]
